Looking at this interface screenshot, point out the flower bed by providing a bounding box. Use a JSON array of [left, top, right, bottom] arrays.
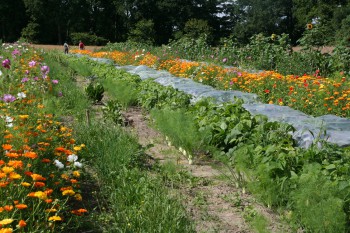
[[71, 49, 350, 118], [1, 43, 86, 232]]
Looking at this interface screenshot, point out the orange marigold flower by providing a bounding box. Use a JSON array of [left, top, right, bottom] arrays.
[[7, 160, 23, 169], [2, 144, 12, 150], [55, 147, 66, 152], [45, 199, 53, 204], [18, 220, 27, 228], [0, 160, 5, 166], [0, 172, 6, 178], [41, 158, 51, 163], [5, 152, 20, 158], [71, 208, 88, 216], [70, 179, 78, 184], [15, 204, 28, 210], [60, 186, 73, 191], [44, 188, 53, 195], [0, 182, 9, 188], [4, 205, 13, 211], [24, 171, 33, 177], [34, 182, 46, 188], [31, 173, 46, 181], [23, 151, 37, 159]]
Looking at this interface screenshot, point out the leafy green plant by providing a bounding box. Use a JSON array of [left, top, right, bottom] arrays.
[[137, 79, 191, 110], [85, 82, 104, 103], [102, 99, 124, 125]]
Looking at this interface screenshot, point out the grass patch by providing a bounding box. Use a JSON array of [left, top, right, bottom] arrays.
[[150, 108, 212, 159]]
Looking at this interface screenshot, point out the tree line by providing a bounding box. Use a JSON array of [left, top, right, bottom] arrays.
[[1, 0, 350, 46]]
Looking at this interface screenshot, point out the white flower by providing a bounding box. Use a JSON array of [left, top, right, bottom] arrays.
[[67, 154, 78, 162], [54, 160, 64, 169], [6, 123, 13, 128], [74, 161, 83, 168], [17, 92, 26, 99], [5, 116, 13, 123]]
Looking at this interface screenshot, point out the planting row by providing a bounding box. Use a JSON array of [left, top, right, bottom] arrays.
[[0, 44, 196, 232], [0, 43, 87, 232], [70, 40, 350, 119], [72, 51, 350, 148], [66, 54, 350, 233]]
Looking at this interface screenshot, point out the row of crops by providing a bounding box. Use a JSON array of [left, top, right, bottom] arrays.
[[68, 47, 350, 232]]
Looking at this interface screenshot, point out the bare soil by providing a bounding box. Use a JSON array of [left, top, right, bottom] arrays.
[[31, 44, 103, 52]]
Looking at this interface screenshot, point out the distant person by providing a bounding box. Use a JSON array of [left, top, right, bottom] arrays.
[[63, 42, 69, 54], [79, 41, 85, 50]]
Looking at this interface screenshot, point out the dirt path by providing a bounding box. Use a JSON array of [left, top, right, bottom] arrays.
[[124, 107, 291, 233], [31, 44, 103, 52]]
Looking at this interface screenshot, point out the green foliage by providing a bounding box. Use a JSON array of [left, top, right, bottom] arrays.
[[150, 108, 211, 157], [183, 19, 213, 43], [102, 100, 124, 126], [70, 32, 108, 46], [291, 164, 346, 233], [137, 79, 191, 110], [335, 15, 350, 46], [85, 82, 104, 103], [297, 21, 332, 48], [128, 19, 156, 45], [21, 21, 40, 43], [240, 33, 292, 71]]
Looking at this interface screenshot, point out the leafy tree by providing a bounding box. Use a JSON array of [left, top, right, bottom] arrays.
[[128, 19, 155, 45], [0, 0, 28, 42], [230, 0, 295, 44]]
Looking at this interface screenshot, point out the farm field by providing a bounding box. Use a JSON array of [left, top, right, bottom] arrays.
[[1, 41, 350, 233]]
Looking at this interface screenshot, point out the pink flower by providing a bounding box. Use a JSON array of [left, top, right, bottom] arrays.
[[29, 60, 36, 67], [2, 59, 11, 69], [52, 80, 59, 84], [12, 49, 21, 57], [21, 77, 29, 83], [222, 58, 227, 63], [3, 94, 16, 103], [41, 65, 50, 77]]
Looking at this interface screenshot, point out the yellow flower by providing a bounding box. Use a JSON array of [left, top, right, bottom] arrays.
[[9, 172, 21, 180], [34, 191, 48, 200], [45, 208, 57, 213], [73, 171, 80, 178], [62, 190, 75, 196], [21, 182, 31, 187], [74, 193, 82, 201], [0, 218, 14, 225], [0, 228, 13, 233], [307, 23, 313, 30], [73, 146, 81, 151], [48, 216, 62, 222], [2, 167, 14, 174]]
